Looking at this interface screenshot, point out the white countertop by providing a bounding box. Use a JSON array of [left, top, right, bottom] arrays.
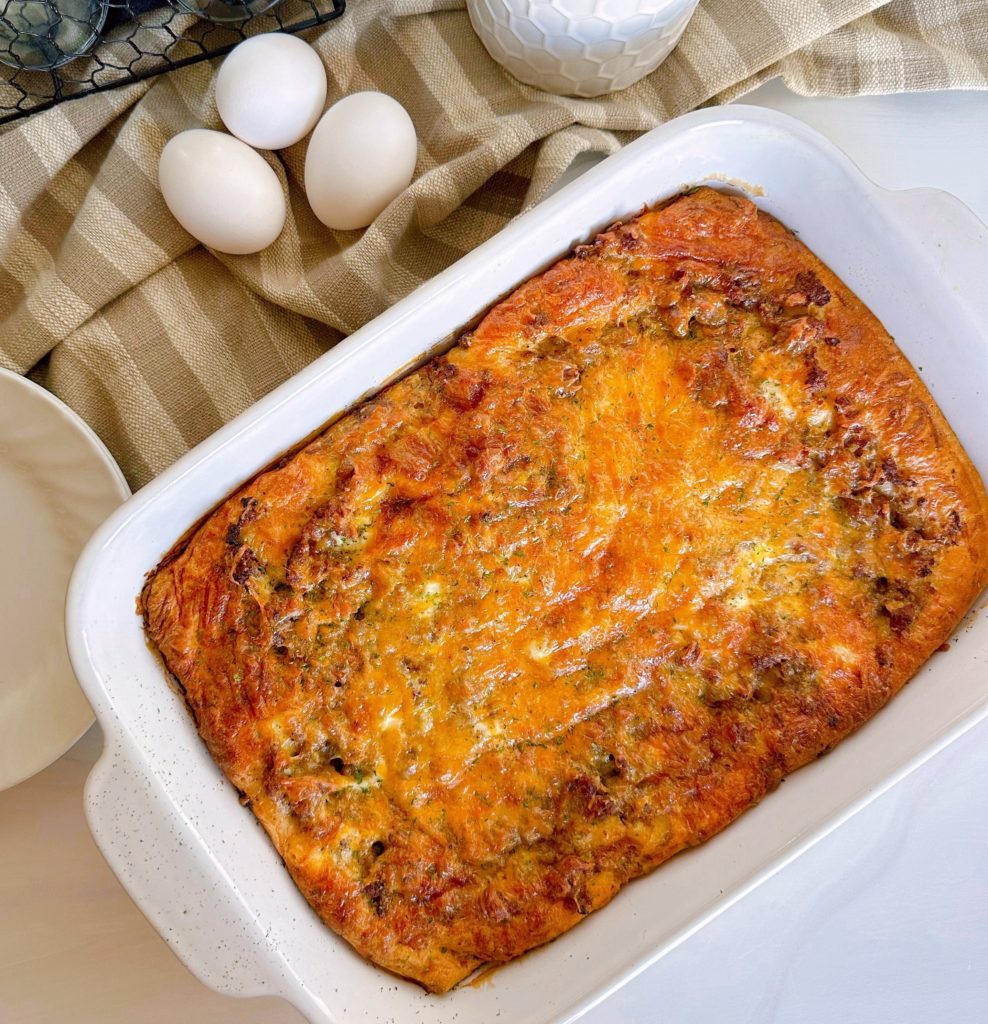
[[4, 80, 987, 1024]]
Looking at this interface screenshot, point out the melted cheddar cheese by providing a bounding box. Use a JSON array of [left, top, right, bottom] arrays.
[[143, 189, 988, 992]]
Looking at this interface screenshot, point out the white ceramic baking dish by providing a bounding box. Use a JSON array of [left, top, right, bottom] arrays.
[[67, 106, 988, 1024]]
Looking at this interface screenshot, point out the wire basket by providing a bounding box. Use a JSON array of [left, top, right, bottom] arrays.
[[0, 0, 345, 125]]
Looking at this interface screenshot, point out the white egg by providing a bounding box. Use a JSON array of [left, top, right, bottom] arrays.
[[304, 91, 418, 232], [158, 129, 286, 255], [215, 34, 327, 151]]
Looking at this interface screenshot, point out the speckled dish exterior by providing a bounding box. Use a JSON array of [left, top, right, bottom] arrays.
[[67, 107, 988, 1024]]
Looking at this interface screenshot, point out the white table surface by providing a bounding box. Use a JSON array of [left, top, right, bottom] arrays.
[[3, 79, 987, 1024]]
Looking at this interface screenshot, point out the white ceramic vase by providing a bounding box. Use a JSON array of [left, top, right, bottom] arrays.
[[467, 0, 700, 98]]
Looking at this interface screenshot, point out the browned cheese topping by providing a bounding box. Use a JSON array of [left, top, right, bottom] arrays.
[[143, 188, 988, 992]]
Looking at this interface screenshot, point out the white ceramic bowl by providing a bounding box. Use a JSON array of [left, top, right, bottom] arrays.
[[467, 0, 699, 97], [0, 369, 128, 790], [67, 107, 988, 1024]]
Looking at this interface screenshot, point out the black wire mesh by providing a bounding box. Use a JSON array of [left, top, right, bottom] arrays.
[[0, 0, 345, 124]]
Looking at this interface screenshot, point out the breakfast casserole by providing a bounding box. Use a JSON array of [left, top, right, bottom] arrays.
[[142, 187, 988, 992]]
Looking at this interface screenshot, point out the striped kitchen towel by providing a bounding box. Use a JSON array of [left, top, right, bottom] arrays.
[[1, 0, 985, 487]]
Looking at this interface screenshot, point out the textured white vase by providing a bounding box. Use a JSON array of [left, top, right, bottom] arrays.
[[467, 0, 700, 98]]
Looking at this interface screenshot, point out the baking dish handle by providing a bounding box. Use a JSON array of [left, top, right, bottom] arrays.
[[876, 186, 988, 327], [84, 733, 291, 1003]]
